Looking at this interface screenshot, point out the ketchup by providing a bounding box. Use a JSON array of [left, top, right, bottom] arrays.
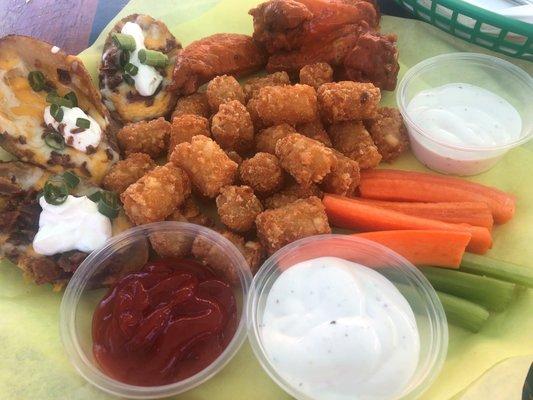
[[92, 258, 237, 386]]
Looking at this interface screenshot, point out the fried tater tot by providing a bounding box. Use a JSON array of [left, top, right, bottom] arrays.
[[169, 114, 210, 153], [321, 150, 360, 196], [116, 117, 170, 158], [168, 197, 213, 227], [255, 196, 331, 254], [247, 84, 318, 126], [102, 153, 155, 194], [328, 120, 382, 169], [275, 133, 337, 187], [264, 182, 323, 209], [171, 92, 210, 120], [365, 107, 409, 162], [121, 163, 191, 225], [206, 75, 245, 112], [296, 119, 332, 147], [150, 209, 193, 258], [299, 62, 333, 90], [255, 123, 297, 154], [243, 71, 291, 101], [216, 185, 263, 232], [170, 135, 238, 198], [317, 81, 380, 123], [239, 152, 285, 195], [211, 100, 254, 153]]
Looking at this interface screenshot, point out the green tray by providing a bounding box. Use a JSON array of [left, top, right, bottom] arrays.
[[394, 0, 533, 61]]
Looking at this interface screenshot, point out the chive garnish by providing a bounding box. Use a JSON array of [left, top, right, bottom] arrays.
[[64, 91, 78, 108], [88, 190, 101, 202], [96, 190, 120, 218], [49, 104, 64, 123], [43, 176, 69, 205], [119, 50, 130, 68], [47, 92, 73, 108], [76, 118, 90, 129], [123, 74, 135, 86], [124, 62, 138, 76], [62, 171, 80, 189], [44, 132, 65, 150], [138, 49, 169, 68], [112, 33, 136, 51], [28, 71, 45, 92]]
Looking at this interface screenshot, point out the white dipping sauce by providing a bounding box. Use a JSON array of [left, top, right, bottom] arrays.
[[33, 195, 112, 256], [261, 257, 420, 400]]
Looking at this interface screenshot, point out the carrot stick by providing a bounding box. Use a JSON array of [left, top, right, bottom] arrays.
[[360, 170, 516, 224], [353, 230, 471, 268], [323, 194, 492, 254], [354, 198, 494, 229]]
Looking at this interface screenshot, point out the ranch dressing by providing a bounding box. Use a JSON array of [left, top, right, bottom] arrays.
[[261, 257, 420, 400]]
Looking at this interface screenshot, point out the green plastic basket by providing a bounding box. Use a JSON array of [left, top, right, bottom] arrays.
[[394, 0, 533, 61]]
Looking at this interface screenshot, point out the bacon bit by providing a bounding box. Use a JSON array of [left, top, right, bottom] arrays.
[[105, 148, 115, 160], [71, 127, 86, 134], [58, 123, 66, 135], [18, 136, 27, 144], [57, 69, 71, 85], [80, 161, 92, 177], [66, 136, 74, 146], [47, 151, 74, 167], [85, 145, 96, 155]]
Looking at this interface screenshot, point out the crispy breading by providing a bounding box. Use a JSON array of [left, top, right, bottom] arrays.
[[317, 81, 380, 123], [121, 163, 191, 225], [211, 100, 254, 154], [247, 84, 318, 126], [264, 181, 323, 209], [169, 114, 210, 154], [365, 107, 409, 162], [206, 75, 245, 112], [170, 135, 238, 198], [321, 150, 360, 196], [275, 133, 337, 186], [255, 123, 297, 154], [296, 119, 332, 147], [328, 120, 382, 169], [239, 152, 285, 195], [299, 62, 333, 89], [243, 71, 291, 101], [171, 92, 210, 119], [255, 196, 331, 254], [102, 153, 155, 194], [116, 117, 170, 158], [216, 185, 263, 232]]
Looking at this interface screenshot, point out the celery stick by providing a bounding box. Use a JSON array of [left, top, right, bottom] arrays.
[[461, 253, 533, 288], [422, 267, 517, 311], [436, 291, 490, 333]]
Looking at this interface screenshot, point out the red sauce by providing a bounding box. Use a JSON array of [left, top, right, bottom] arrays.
[[92, 258, 237, 386]]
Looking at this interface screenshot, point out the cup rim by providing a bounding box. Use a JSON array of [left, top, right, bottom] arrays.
[[247, 234, 449, 400], [396, 52, 533, 153], [60, 221, 253, 399]]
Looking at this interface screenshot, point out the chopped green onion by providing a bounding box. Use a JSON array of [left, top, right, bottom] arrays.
[[47, 92, 72, 108], [76, 118, 90, 129], [43, 176, 69, 205], [124, 62, 138, 76], [97, 190, 119, 219], [28, 71, 45, 92], [112, 33, 136, 51], [44, 132, 65, 150], [49, 103, 64, 122], [64, 91, 78, 108], [88, 191, 102, 202], [436, 291, 490, 333], [461, 253, 533, 288], [138, 49, 169, 68], [123, 74, 135, 86], [119, 50, 130, 68], [62, 171, 80, 189]]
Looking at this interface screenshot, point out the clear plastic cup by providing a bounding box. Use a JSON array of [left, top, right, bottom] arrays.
[[397, 53, 533, 176], [60, 221, 252, 399], [247, 234, 448, 400]]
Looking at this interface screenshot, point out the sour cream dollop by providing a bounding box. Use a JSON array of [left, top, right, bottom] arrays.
[[33, 195, 112, 256], [44, 106, 102, 152], [261, 257, 420, 400], [121, 21, 163, 97]]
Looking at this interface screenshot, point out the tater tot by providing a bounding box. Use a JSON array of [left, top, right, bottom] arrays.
[[239, 152, 285, 195], [296, 119, 332, 147], [321, 151, 360, 196], [317, 81, 380, 123], [116, 117, 170, 158], [102, 153, 155, 194], [168, 197, 213, 227], [206, 75, 245, 112], [275, 133, 337, 187], [170, 135, 238, 198], [264, 182, 323, 209], [255, 196, 331, 254], [328, 120, 382, 169], [171, 92, 210, 120], [211, 100, 254, 153], [216, 185, 263, 232], [255, 123, 297, 154], [243, 71, 291, 101], [169, 114, 210, 153], [150, 208, 193, 258], [365, 107, 409, 162], [299, 62, 333, 89], [247, 84, 318, 126], [121, 163, 191, 225]]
